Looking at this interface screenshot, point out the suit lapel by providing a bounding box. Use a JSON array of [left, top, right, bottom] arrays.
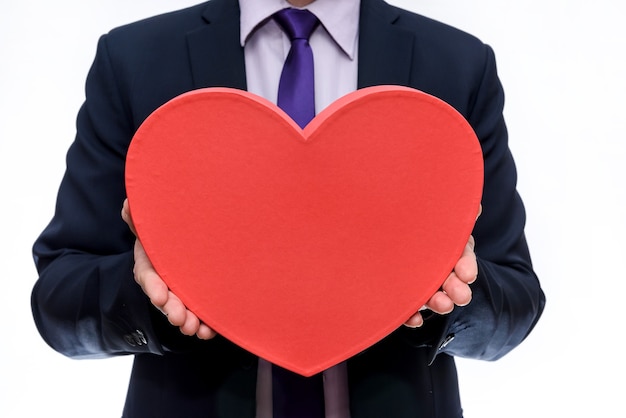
[[186, 0, 247, 90], [357, 0, 415, 89]]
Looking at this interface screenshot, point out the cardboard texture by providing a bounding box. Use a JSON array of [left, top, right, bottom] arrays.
[[125, 86, 484, 376]]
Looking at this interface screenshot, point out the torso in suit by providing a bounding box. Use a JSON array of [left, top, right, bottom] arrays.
[[31, 0, 545, 417]]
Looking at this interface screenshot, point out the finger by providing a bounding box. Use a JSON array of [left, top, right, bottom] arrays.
[[467, 235, 475, 252], [133, 240, 169, 307], [161, 291, 187, 327], [140, 271, 169, 308], [477, 204, 483, 221], [196, 323, 218, 340], [121, 199, 137, 236], [179, 311, 201, 336], [441, 273, 472, 307], [454, 237, 478, 284], [403, 311, 424, 328], [424, 290, 454, 315]]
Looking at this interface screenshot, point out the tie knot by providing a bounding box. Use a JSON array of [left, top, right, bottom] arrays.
[[274, 8, 319, 41]]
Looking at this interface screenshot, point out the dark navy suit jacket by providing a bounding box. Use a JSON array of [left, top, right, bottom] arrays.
[[31, 0, 545, 416]]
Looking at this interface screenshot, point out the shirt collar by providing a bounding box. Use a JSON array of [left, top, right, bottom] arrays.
[[239, 0, 360, 59]]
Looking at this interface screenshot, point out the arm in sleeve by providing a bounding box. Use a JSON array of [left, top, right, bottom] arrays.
[[31, 35, 201, 358], [399, 44, 546, 361]]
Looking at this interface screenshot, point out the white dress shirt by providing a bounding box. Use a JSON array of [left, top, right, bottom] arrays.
[[238, 0, 360, 417], [240, 0, 359, 114]]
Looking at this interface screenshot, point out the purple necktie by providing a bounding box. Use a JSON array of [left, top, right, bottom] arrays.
[[271, 8, 325, 418], [274, 8, 320, 128]]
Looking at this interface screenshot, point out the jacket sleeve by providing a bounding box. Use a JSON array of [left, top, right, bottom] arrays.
[[399, 44, 545, 361], [31, 34, 202, 358]]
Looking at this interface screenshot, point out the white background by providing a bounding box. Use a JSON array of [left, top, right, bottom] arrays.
[[1, 0, 624, 417]]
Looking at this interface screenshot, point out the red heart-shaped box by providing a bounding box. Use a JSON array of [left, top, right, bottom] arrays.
[[126, 86, 483, 376]]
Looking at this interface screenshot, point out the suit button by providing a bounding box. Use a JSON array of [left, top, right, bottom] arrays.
[[124, 330, 147, 347]]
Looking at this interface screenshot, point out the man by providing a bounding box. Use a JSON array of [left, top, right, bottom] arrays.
[[31, 0, 545, 417]]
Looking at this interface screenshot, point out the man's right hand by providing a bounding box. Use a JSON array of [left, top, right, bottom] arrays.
[[122, 199, 216, 340]]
